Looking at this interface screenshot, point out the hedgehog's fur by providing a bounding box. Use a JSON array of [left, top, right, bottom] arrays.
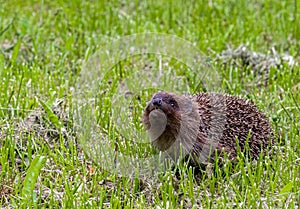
[[143, 91, 273, 170]]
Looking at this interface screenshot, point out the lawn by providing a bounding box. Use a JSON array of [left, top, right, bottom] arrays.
[[0, 0, 299, 208]]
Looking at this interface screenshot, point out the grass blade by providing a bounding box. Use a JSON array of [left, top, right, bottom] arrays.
[[21, 156, 46, 201], [37, 97, 62, 130]]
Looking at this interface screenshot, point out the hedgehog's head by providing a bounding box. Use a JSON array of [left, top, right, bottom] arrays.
[[143, 92, 191, 151], [143, 92, 181, 128]]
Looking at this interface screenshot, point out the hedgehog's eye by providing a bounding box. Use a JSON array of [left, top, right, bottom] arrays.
[[169, 100, 176, 108]]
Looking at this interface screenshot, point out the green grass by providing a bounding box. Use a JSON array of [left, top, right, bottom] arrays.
[[1, 0, 300, 208]]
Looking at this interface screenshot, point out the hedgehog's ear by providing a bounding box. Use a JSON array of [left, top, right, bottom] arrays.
[[171, 94, 193, 113]]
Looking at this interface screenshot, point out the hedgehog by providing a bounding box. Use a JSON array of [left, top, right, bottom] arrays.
[[143, 91, 273, 170]]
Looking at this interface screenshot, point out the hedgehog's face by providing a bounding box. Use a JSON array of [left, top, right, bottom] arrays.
[[143, 92, 199, 152], [143, 92, 181, 129], [142, 92, 182, 149]]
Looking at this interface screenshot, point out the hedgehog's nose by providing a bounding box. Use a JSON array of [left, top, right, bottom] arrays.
[[152, 98, 162, 107]]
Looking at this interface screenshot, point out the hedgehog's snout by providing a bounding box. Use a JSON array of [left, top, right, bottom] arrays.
[[152, 98, 162, 106], [149, 97, 163, 111]]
